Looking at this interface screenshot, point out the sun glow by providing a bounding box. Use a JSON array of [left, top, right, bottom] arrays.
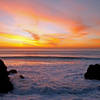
[[0, 33, 41, 48]]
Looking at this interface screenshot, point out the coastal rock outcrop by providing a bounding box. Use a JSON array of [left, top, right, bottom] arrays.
[[8, 69, 17, 75], [0, 59, 13, 93], [84, 64, 100, 80]]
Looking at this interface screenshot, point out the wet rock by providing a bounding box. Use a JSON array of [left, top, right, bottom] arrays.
[[19, 75, 24, 79], [0, 59, 13, 93], [8, 69, 17, 75], [84, 64, 100, 80]]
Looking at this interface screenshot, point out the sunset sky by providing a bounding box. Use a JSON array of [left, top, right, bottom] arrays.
[[0, 0, 100, 48]]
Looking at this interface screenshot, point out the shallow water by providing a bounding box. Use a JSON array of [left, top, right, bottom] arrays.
[[0, 49, 100, 100]]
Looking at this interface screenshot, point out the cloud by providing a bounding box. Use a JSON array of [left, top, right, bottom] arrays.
[[0, 0, 100, 48], [23, 30, 40, 41], [0, 0, 90, 36]]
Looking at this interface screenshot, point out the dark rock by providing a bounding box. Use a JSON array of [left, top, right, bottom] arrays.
[[19, 75, 24, 79], [84, 64, 100, 80], [0, 59, 13, 93], [8, 69, 17, 75]]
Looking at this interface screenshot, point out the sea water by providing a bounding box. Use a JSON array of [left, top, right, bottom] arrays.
[[0, 49, 100, 100]]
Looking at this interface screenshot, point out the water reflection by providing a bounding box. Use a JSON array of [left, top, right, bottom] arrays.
[[4, 59, 79, 67]]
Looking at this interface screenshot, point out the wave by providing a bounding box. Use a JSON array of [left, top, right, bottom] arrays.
[[13, 85, 97, 95], [12, 75, 100, 95], [0, 55, 100, 60]]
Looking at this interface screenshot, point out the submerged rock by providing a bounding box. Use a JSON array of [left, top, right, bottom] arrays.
[[8, 69, 17, 75], [0, 59, 13, 93], [19, 75, 24, 79], [84, 64, 100, 80]]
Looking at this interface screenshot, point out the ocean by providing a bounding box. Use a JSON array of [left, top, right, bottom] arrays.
[[0, 49, 100, 100]]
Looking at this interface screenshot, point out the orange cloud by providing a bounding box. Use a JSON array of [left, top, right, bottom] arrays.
[[0, 32, 99, 48], [0, 0, 90, 36], [0, 0, 100, 48], [24, 30, 40, 41]]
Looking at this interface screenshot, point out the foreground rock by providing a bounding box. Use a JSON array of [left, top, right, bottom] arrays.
[[0, 59, 13, 93], [84, 64, 100, 80]]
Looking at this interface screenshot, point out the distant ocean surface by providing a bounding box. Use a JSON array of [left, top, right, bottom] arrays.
[[0, 49, 100, 100]]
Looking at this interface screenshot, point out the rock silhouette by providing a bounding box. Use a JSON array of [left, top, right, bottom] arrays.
[[8, 69, 17, 75], [19, 75, 24, 79], [84, 64, 100, 80], [0, 59, 13, 93]]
